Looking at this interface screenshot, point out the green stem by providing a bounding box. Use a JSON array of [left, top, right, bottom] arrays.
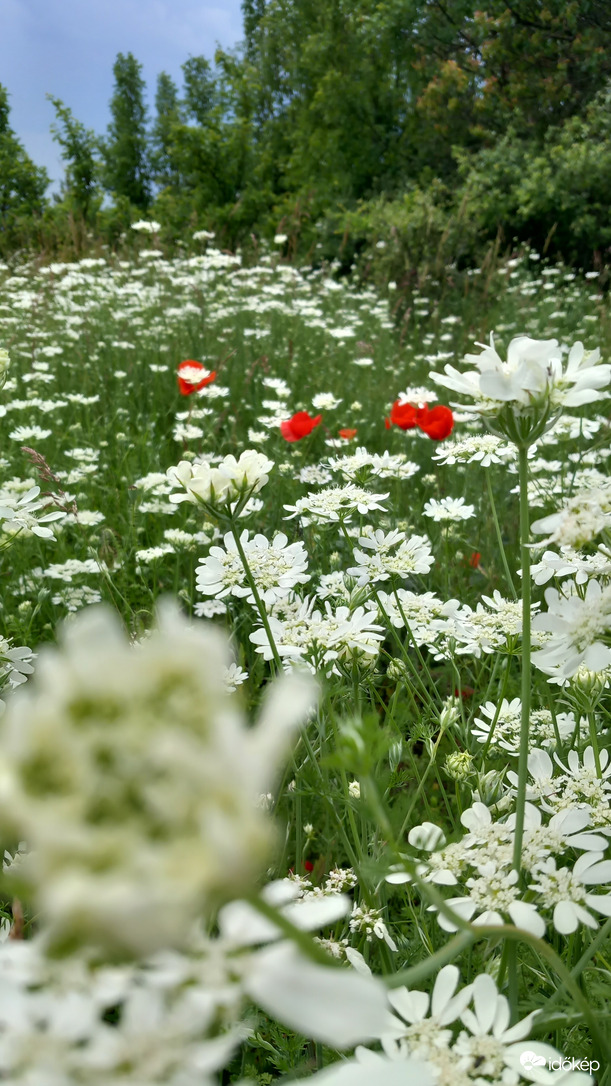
[[588, 711, 603, 778], [229, 522, 282, 673], [398, 723, 449, 839], [512, 442, 532, 872], [295, 790, 303, 873]]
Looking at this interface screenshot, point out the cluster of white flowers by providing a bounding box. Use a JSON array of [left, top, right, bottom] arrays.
[[318, 966, 588, 1086], [328, 447, 420, 481], [528, 547, 611, 586], [0, 877, 397, 1084], [168, 450, 274, 509], [284, 484, 389, 524], [196, 529, 310, 606], [532, 579, 611, 680], [389, 797, 611, 938], [423, 497, 475, 522], [131, 219, 161, 233], [432, 433, 514, 467], [509, 746, 611, 832], [532, 489, 611, 548], [250, 594, 384, 673], [348, 529, 434, 584], [376, 588, 539, 661], [349, 904, 397, 950], [470, 698, 588, 755]]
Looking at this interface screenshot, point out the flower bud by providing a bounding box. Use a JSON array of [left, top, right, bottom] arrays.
[[444, 751, 474, 781], [473, 768, 506, 806], [387, 658, 409, 683], [439, 696, 460, 729]]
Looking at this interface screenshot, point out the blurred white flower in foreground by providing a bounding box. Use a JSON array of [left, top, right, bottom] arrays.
[[0, 874, 397, 1083], [531, 490, 611, 549], [0, 346, 9, 388], [0, 600, 317, 957]]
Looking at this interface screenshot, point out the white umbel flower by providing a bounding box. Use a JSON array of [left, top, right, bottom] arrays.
[[532, 579, 611, 680], [530, 852, 611, 933], [423, 497, 475, 522], [432, 334, 610, 414], [348, 530, 434, 584], [196, 530, 309, 606], [284, 484, 388, 524]]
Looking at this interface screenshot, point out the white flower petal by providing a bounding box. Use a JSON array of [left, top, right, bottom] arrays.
[[245, 942, 393, 1047]]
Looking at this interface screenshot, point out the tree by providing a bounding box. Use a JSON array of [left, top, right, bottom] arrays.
[[151, 72, 182, 190], [0, 84, 48, 252], [48, 96, 99, 221], [410, 0, 611, 144], [182, 57, 216, 125], [102, 52, 151, 208]]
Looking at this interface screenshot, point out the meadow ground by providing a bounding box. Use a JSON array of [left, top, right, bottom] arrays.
[[0, 241, 610, 1083]]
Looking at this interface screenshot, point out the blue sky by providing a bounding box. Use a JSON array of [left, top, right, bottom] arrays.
[[2, 0, 245, 190]]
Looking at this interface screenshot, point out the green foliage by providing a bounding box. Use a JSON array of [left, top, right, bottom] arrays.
[[338, 182, 481, 287], [151, 51, 271, 248], [48, 96, 100, 226], [6, 0, 611, 268], [0, 84, 48, 255], [457, 81, 611, 266], [182, 57, 216, 125], [410, 0, 611, 143], [150, 73, 182, 190], [101, 52, 151, 209]]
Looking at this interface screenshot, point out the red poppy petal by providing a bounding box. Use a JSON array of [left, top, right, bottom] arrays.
[[281, 411, 322, 441], [418, 405, 454, 440], [389, 400, 419, 430]]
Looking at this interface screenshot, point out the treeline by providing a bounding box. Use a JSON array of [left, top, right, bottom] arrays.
[[3, 0, 611, 275]]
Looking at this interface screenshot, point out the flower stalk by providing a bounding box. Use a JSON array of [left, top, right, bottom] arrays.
[[229, 521, 283, 673], [512, 442, 532, 872]]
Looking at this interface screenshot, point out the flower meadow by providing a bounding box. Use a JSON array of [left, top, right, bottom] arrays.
[[0, 238, 610, 1084]]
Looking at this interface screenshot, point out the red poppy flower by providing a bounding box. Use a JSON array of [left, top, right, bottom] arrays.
[[468, 551, 481, 569], [177, 360, 217, 395], [387, 400, 418, 431], [415, 404, 454, 441], [280, 411, 323, 442], [338, 428, 357, 440]]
